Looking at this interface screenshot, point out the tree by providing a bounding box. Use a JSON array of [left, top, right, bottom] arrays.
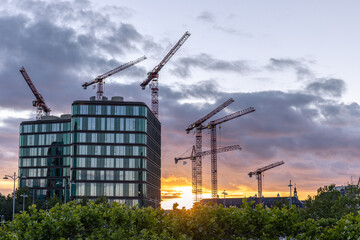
[[303, 184, 360, 220]]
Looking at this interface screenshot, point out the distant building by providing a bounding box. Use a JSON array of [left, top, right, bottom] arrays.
[[334, 185, 358, 197], [19, 96, 161, 208], [201, 196, 304, 208]]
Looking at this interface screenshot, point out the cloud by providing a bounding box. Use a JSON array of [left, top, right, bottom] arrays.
[[267, 58, 314, 81], [0, 0, 153, 113], [306, 78, 346, 98], [197, 11, 215, 23], [171, 53, 251, 78], [1, 0, 360, 203]]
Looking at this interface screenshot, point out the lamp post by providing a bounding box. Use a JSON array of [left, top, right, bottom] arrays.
[[3, 172, 26, 220], [20, 194, 28, 212], [288, 180, 293, 208], [56, 179, 69, 204]]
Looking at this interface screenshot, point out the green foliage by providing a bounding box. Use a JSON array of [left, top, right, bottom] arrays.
[[94, 195, 109, 205], [79, 196, 90, 206], [1, 184, 360, 239], [304, 184, 360, 221]]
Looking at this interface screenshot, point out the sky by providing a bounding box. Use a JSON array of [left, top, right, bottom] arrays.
[[1, 0, 360, 209]]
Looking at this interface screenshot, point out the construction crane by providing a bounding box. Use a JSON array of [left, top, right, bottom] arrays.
[[83, 56, 147, 100], [19, 66, 51, 120], [185, 98, 234, 202], [175, 145, 242, 164], [140, 31, 190, 118], [198, 107, 255, 198], [248, 161, 285, 203]]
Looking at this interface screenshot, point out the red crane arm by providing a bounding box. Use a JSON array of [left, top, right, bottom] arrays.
[[175, 145, 241, 164], [82, 56, 146, 89], [140, 31, 191, 89], [248, 161, 284, 177], [200, 107, 255, 130], [19, 67, 51, 114], [185, 98, 234, 133]]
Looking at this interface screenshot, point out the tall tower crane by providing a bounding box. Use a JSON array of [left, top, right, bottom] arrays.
[[175, 145, 242, 164], [185, 98, 234, 202], [83, 56, 147, 100], [19, 66, 51, 120], [198, 107, 255, 198], [140, 31, 190, 118], [248, 161, 285, 203]]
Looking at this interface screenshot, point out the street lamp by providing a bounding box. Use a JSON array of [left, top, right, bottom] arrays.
[[3, 172, 26, 220], [56, 179, 69, 204], [20, 194, 28, 212]]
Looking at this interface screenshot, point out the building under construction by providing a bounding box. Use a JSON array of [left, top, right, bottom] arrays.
[[19, 96, 161, 208]]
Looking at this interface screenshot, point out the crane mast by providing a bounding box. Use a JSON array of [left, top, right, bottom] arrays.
[[140, 31, 191, 118], [83, 56, 146, 100], [19, 66, 51, 120], [185, 98, 234, 202], [248, 161, 285, 203], [175, 145, 242, 164], [198, 106, 255, 198]]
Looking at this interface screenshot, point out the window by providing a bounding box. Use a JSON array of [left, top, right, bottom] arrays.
[[88, 170, 95, 180], [88, 118, 96, 130], [115, 183, 123, 196], [91, 133, 97, 143], [105, 183, 114, 196], [107, 118, 114, 130], [96, 105, 101, 115], [78, 183, 85, 196], [115, 106, 126, 115], [91, 158, 97, 168], [129, 159, 135, 168], [133, 106, 139, 116], [78, 158, 85, 167], [105, 133, 114, 143], [80, 105, 88, 114], [125, 118, 135, 131], [115, 158, 124, 168], [105, 158, 114, 168], [129, 134, 135, 143], [107, 171, 114, 180], [90, 183, 97, 196], [125, 171, 135, 180], [129, 183, 135, 196], [116, 134, 124, 143]]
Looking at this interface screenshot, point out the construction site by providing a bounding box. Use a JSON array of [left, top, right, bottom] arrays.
[[16, 30, 302, 209]]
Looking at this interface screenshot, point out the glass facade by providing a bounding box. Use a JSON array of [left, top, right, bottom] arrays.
[[19, 118, 71, 202], [19, 98, 161, 208], [71, 100, 161, 208]]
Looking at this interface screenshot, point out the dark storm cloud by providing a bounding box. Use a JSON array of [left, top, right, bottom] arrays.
[[267, 58, 313, 80], [197, 12, 215, 23], [0, 0, 153, 113], [171, 53, 251, 78], [154, 78, 360, 183], [306, 78, 346, 98]]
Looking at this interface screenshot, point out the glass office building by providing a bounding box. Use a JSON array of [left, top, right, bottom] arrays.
[[19, 115, 71, 202], [19, 96, 161, 208]]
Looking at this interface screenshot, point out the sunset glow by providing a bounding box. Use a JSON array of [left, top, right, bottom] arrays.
[[1, 0, 360, 210]]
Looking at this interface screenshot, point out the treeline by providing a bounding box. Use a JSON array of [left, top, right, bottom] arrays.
[[0, 188, 64, 221], [0, 185, 360, 239]]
